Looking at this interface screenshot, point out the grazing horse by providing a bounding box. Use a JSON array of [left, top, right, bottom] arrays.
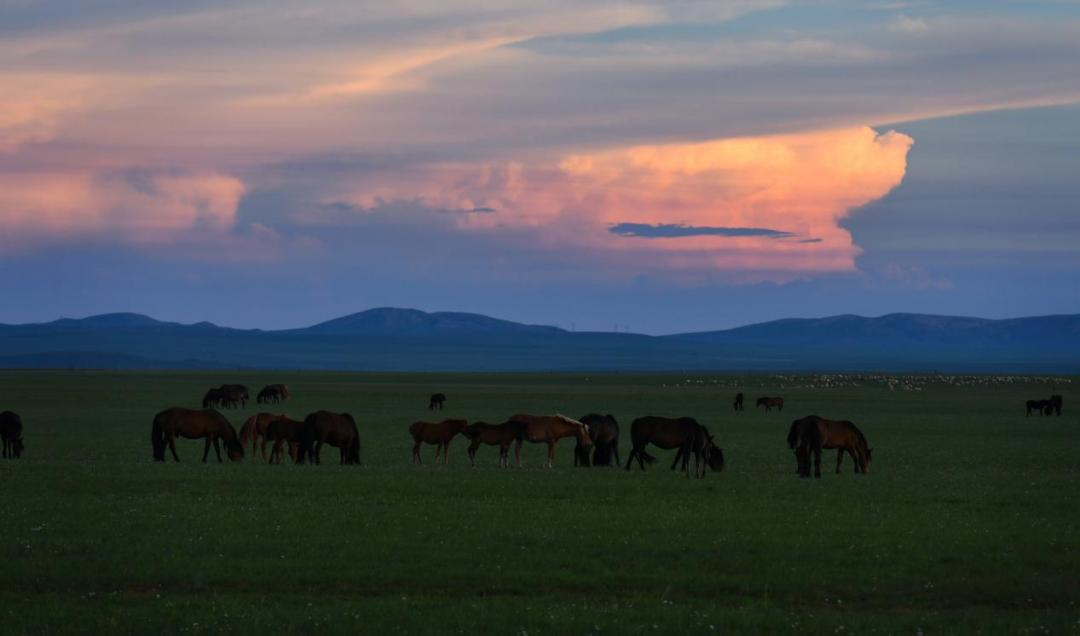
[[756, 397, 784, 412], [257, 384, 289, 404], [239, 412, 288, 461], [1, 411, 24, 459], [625, 416, 722, 478], [575, 413, 620, 467], [202, 388, 225, 409], [462, 421, 526, 468], [510, 413, 592, 468], [1026, 399, 1052, 416], [218, 384, 249, 409], [428, 393, 447, 411], [410, 419, 468, 464], [1050, 395, 1063, 416], [298, 411, 360, 465], [263, 416, 304, 464], [734, 393, 745, 412], [787, 415, 872, 478], [151, 407, 243, 463]]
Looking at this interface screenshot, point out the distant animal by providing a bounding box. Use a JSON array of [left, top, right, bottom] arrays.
[[787, 415, 872, 478], [410, 419, 468, 464], [624, 416, 723, 479], [734, 393, 745, 412], [756, 397, 784, 412], [1, 411, 24, 459], [201, 388, 225, 409], [256, 384, 289, 404], [509, 413, 593, 468], [298, 411, 360, 465], [263, 416, 304, 464], [1049, 395, 1063, 416], [218, 384, 250, 409], [151, 407, 243, 463], [428, 393, 447, 411], [575, 413, 620, 467], [461, 420, 526, 468], [239, 412, 287, 462], [1026, 399, 1052, 417]]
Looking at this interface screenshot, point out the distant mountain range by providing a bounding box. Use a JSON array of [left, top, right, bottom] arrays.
[[0, 308, 1077, 372]]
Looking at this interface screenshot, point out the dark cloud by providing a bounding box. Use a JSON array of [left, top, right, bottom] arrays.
[[608, 223, 796, 239]]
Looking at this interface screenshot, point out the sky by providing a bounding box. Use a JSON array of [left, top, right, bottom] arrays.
[[1, 0, 1079, 334]]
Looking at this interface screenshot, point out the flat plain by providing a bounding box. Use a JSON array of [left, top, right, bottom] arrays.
[[0, 370, 1077, 634]]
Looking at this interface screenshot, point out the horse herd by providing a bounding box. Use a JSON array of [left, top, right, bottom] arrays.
[[201, 384, 289, 410]]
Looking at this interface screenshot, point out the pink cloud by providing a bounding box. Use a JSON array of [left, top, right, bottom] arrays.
[[331, 126, 913, 279]]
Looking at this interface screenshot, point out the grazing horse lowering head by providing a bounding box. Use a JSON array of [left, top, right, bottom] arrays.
[[557, 414, 593, 449]]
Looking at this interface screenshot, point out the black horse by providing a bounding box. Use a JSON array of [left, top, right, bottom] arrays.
[[1049, 395, 1063, 416], [574, 413, 620, 467], [428, 393, 447, 411], [1026, 399, 1052, 416], [734, 393, 744, 412], [625, 416, 722, 478], [1, 411, 24, 459]]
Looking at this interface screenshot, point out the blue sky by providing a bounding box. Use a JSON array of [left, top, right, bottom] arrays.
[[1, 1, 1078, 333]]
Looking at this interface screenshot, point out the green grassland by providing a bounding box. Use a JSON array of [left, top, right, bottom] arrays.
[[0, 370, 1077, 634]]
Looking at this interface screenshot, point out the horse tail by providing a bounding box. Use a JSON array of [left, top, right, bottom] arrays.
[[786, 420, 800, 449], [151, 413, 166, 461]]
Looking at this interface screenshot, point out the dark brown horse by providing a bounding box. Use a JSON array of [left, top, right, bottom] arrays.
[[756, 397, 784, 412], [787, 415, 872, 478], [1026, 399, 1052, 416], [298, 411, 360, 465], [624, 416, 722, 478], [734, 393, 745, 412], [264, 416, 304, 464], [428, 393, 447, 411], [510, 413, 592, 468], [1, 411, 24, 459], [462, 420, 526, 468], [410, 419, 468, 464], [1050, 395, 1063, 416], [151, 407, 243, 463], [574, 413, 620, 467], [257, 384, 289, 404], [202, 388, 225, 409], [239, 412, 288, 462], [219, 384, 249, 409]]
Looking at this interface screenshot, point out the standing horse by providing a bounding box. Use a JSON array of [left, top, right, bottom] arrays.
[[1, 411, 24, 459], [1026, 399, 1051, 416], [787, 415, 871, 478], [734, 393, 745, 412], [219, 384, 249, 409], [625, 416, 721, 478], [299, 411, 360, 465], [239, 412, 288, 461], [510, 413, 592, 468], [151, 407, 243, 463], [575, 413, 620, 467], [257, 384, 289, 404], [429, 393, 447, 411], [410, 419, 468, 464], [756, 397, 784, 412], [202, 388, 225, 409], [264, 416, 304, 464], [462, 421, 526, 468], [1050, 395, 1063, 416]]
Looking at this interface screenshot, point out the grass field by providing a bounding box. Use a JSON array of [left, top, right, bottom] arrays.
[[0, 370, 1077, 634]]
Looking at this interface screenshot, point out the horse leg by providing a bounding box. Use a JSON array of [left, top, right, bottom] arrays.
[[443, 441, 451, 465], [314, 440, 323, 465], [514, 440, 522, 468], [546, 441, 555, 468], [203, 437, 212, 462], [167, 434, 180, 462], [412, 441, 421, 465], [213, 437, 223, 462], [670, 448, 683, 471], [813, 447, 822, 478], [468, 441, 479, 467]]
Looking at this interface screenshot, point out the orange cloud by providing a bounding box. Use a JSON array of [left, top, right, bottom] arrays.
[[0, 171, 245, 250], [333, 126, 913, 278]]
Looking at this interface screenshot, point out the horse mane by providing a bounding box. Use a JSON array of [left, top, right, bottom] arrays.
[[554, 414, 586, 428]]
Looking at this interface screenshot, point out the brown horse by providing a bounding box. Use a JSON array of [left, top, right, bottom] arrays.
[[756, 397, 784, 412], [202, 388, 225, 409], [219, 384, 249, 409], [625, 416, 722, 478], [264, 416, 304, 464], [429, 393, 447, 411], [151, 407, 243, 463], [410, 419, 468, 464], [510, 413, 592, 468], [257, 384, 289, 404], [1, 411, 24, 459], [575, 413, 620, 467], [787, 415, 872, 478], [298, 411, 360, 465], [462, 420, 526, 468], [239, 412, 288, 461]]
